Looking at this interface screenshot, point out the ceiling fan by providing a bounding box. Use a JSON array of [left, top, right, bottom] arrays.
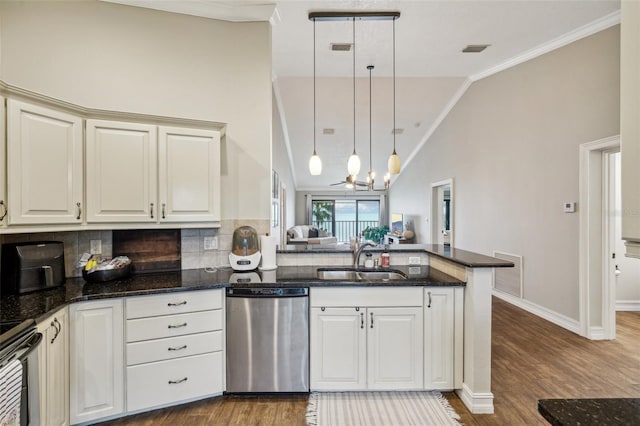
[[330, 175, 368, 188]]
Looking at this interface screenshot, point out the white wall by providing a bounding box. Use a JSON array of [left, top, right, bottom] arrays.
[[272, 92, 296, 243], [389, 27, 620, 321], [0, 0, 272, 221]]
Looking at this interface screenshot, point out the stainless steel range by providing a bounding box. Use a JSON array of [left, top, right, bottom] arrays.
[[225, 287, 309, 393]]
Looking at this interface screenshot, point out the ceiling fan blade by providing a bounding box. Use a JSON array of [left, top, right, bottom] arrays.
[[329, 181, 346, 186]]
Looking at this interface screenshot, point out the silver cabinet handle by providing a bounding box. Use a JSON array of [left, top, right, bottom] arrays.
[[370, 312, 374, 329], [168, 322, 187, 329], [76, 202, 82, 220], [150, 202, 154, 219], [360, 312, 364, 329], [162, 203, 166, 219], [427, 291, 432, 308], [167, 301, 187, 307], [168, 345, 187, 351], [168, 377, 188, 385], [0, 200, 7, 221]]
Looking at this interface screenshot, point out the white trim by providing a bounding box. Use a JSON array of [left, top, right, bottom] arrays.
[[616, 300, 640, 311], [493, 290, 582, 335], [396, 80, 472, 181], [588, 326, 606, 341], [578, 135, 620, 339], [430, 178, 454, 246], [624, 241, 640, 259], [272, 78, 298, 189], [470, 10, 621, 81], [603, 150, 619, 340], [456, 383, 494, 414]]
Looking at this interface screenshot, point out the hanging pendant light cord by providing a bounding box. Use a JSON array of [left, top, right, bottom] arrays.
[[369, 65, 372, 172], [392, 17, 397, 155], [352, 17, 356, 156], [313, 18, 317, 155]]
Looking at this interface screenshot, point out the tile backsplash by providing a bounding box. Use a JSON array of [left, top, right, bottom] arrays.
[[0, 219, 269, 278]]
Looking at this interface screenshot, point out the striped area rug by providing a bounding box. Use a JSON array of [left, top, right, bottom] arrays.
[[306, 391, 462, 426]]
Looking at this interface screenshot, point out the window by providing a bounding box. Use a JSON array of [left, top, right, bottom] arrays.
[[311, 199, 380, 243]]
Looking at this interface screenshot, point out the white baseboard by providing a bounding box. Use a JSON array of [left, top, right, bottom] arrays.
[[456, 383, 494, 414], [587, 326, 606, 340], [492, 290, 582, 335], [616, 300, 640, 311]]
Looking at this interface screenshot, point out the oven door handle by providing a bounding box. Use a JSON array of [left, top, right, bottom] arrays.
[[16, 332, 43, 362]]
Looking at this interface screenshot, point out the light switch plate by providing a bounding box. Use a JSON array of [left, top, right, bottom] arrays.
[[204, 236, 218, 250], [408, 256, 421, 265], [563, 202, 576, 213], [90, 240, 102, 254]]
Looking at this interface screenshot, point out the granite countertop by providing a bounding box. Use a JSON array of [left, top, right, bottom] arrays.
[[538, 398, 640, 425], [279, 243, 514, 268], [0, 265, 463, 325]]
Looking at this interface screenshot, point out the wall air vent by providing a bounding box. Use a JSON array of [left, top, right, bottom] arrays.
[[331, 43, 352, 52], [493, 251, 523, 298], [462, 44, 490, 53]]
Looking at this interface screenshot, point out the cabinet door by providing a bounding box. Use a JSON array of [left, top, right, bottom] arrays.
[[70, 299, 124, 424], [34, 308, 69, 426], [368, 307, 423, 390], [0, 96, 6, 227], [158, 126, 220, 223], [424, 288, 455, 390], [86, 119, 157, 222], [6, 99, 83, 224], [310, 307, 366, 390]]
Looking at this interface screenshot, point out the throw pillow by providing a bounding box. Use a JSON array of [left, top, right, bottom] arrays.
[[308, 227, 319, 238]]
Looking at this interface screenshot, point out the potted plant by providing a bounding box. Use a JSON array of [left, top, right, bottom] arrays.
[[363, 225, 390, 244]]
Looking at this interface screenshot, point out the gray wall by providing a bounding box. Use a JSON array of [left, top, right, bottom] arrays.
[[389, 27, 620, 321]]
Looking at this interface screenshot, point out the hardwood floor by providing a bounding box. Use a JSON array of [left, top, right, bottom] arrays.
[[99, 297, 640, 425]]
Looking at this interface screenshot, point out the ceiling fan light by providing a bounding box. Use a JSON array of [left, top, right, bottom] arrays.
[[347, 152, 361, 176], [309, 152, 322, 175], [388, 152, 401, 175]]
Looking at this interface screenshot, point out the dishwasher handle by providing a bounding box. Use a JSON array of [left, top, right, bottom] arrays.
[[226, 287, 308, 297]]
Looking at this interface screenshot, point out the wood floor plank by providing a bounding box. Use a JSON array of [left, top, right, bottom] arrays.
[[98, 297, 640, 425]]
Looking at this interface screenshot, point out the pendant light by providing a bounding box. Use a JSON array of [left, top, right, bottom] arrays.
[[387, 17, 401, 175], [347, 17, 361, 176], [366, 65, 389, 192], [308, 18, 322, 175]]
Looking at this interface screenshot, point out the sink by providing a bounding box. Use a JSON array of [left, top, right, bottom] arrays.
[[316, 268, 407, 281]]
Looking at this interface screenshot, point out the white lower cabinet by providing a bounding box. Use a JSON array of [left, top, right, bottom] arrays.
[[310, 287, 424, 391], [424, 287, 463, 390], [124, 289, 224, 413], [69, 299, 124, 425], [35, 307, 69, 426]]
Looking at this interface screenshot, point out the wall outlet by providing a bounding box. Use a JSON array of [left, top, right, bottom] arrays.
[[204, 236, 218, 250], [408, 256, 421, 265], [90, 240, 102, 255]]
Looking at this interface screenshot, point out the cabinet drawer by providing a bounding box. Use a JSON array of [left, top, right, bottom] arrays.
[[126, 290, 222, 319], [127, 310, 222, 342], [127, 352, 223, 412], [127, 330, 222, 366], [310, 287, 424, 308]]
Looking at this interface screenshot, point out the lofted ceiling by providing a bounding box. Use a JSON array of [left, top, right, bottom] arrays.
[[101, 0, 621, 191]]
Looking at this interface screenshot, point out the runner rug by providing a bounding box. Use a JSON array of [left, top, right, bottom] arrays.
[[306, 391, 462, 426]]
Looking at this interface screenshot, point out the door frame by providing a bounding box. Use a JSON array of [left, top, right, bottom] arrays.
[[578, 135, 619, 340], [431, 178, 454, 246]]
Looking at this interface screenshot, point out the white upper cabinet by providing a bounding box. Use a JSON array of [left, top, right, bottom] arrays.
[[6, 99, 83, 224], [621, 1, 640, 258], [86, 119, 157, 222], [0, 97, 6, 227], [158, 126, 220, 223]]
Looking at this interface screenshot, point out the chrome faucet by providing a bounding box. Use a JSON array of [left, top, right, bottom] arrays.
[[353, 241, 376, 269]]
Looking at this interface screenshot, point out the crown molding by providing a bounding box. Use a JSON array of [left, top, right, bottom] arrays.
[[471, 10, 621, 82]]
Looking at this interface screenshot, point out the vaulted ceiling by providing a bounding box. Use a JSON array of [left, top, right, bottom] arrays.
[[102, 1, 621, 191]]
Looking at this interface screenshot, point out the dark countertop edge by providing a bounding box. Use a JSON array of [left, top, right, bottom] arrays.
[[2, 266, 464, 326], [537, 398, 640, 426], [278, 244, 514, 268]]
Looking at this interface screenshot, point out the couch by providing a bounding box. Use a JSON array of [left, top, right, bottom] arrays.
[[286, 225, 337, 245]]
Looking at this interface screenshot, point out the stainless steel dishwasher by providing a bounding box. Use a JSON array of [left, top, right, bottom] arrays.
[[226, 287, 309, 393]]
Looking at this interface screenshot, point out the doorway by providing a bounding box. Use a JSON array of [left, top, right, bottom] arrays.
[[431, 179, 453, 246], [579, 136, 619, 340]]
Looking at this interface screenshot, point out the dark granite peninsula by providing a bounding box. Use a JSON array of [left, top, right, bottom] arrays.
[[538, 398, 640, 425]]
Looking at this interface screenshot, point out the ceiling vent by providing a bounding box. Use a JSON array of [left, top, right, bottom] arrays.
[[323, 128, 335, 135], [331, 43, 352, 52], [462, 44, 490, 53]]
